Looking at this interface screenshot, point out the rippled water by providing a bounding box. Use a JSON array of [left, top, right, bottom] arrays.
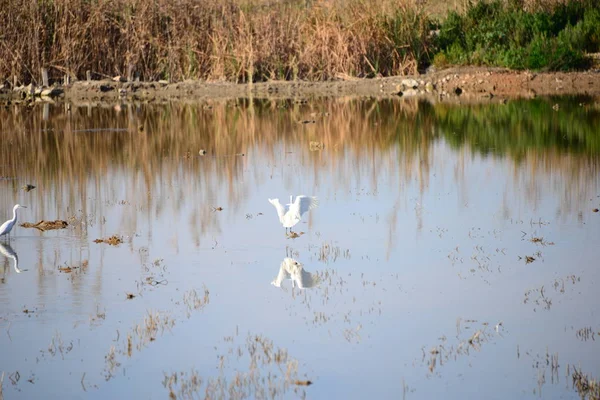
[[0, 96, 599, 399]]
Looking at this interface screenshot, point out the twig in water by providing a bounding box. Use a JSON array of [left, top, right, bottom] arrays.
[[5, 323, 11, 342]]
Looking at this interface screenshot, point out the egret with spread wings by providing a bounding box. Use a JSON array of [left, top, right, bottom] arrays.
[[268, 195, 318, 234]]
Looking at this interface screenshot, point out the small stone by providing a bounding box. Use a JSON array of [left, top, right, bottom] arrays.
[[401, 79, 419, 89], [199, 149, 207, 155], [400, 89, 419, 97], [40, 87, 64, 98]]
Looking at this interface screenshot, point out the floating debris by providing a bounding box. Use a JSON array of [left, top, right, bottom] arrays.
[[94, 235, 123, 246], [21, 184, 36, 192], [468, 330, 481, 344], [294, 380, 313, 386], [309, 141, 324, 151], [525, 255, 536, 264], [495, 321, 504, 332], [529, 236, 554, 246], [593, 208, 599, 213], [571, 367, 600, 399], [212, 206, 223, 212], [21, 220, 68, 231], [198, 149, 207, 156], [58, 260, 87, 273], [126, 293, 136, 300]]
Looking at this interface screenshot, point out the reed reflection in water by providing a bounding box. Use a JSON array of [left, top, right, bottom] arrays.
[[0, 96, 599, 399]]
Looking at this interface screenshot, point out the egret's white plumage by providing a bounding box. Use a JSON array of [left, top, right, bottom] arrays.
[[271, 258, 321, 289], [0, 242, 21, 273], [0, 204, 27, 240], [268, 195, 318, 233]]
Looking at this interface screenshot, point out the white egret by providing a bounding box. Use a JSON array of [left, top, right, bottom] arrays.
[[0, 204, 27, 240], [271, 258, 321, 289], [0, 242, 21, 273], [268, 195, 318, 234]]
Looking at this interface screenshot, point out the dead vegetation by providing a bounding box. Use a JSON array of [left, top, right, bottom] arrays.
[[21, 184, 35, 192], [0, 0, 432, 84], [58, 260, 88, 274], [571, 367, 600, 400], [312, 242, 351, 263], [21, 220, 68, 231], [423, 319, 502, 374], [523, 275, 581, 311], [183, 287, 211, 318], [104, 288, 210, 381], [163, 331, 311, 399], [94, 235, 123, 246]]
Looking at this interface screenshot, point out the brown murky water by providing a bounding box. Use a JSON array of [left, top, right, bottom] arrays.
[[0, 97, 599, 399]]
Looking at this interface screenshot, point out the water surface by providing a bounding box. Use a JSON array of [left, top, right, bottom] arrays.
[[0, 96, 599, 399]]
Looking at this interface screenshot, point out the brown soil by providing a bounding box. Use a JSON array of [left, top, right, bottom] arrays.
[[3, 67, 600, 103]]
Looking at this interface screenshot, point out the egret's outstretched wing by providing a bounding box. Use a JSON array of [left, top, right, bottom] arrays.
[[291, 196, 318, 217], [268, 198, 286, 222], [295, 269, 321, 289], [271, 258, 293, 287]]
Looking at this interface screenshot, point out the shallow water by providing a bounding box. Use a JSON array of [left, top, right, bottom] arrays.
[[0, 96, 599, 399]]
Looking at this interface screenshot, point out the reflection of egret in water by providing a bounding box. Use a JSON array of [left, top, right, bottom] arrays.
[[268, 195, 318, 234], [271, 258, 321, 289], [0, 242, 22, 278]]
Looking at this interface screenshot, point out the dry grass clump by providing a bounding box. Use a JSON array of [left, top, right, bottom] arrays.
[[94, 235, 123, 245], [0, 0, 432, 84], [572, 367, 600, 400]]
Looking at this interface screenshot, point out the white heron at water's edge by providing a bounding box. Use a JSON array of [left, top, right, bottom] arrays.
[[0, 204, 27, 241], [268, 195, 318, 234]]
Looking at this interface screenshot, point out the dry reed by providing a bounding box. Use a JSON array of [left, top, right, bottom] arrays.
[[0, 0, 432, 84]]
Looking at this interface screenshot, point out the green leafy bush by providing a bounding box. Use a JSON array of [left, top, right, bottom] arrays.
[[434, 0, 600, 71]]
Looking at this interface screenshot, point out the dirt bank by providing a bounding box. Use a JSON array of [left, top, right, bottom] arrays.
[[2, 67, 600, 104]]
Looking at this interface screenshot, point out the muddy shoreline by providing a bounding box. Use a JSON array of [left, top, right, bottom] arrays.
[[2, 67, 600, 103]]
